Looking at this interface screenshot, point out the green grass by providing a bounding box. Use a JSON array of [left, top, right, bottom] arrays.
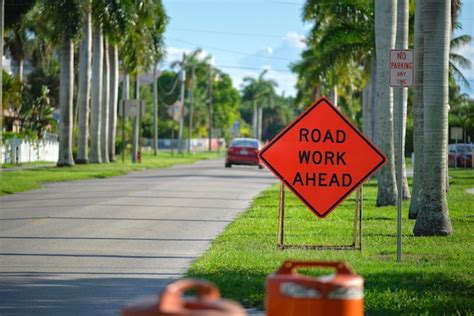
[[0, 151, 220, 195], [1, 161, 55, 168], [187, 168, 474, 314]]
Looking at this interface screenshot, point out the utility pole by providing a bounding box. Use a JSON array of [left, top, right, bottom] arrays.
[[178, 53, 186, 154], [208, 65, 213, 152], [187, 65, 195, 154]]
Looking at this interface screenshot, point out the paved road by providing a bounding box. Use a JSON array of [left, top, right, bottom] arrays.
[[0, 159, 275, 315]]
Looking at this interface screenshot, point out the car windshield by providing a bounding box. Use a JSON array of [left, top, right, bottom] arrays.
[[231, 139, 259, 148], [452, 145, 473, 153]]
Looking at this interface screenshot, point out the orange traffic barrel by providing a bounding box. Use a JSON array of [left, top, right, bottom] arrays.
[[122, 278, 247, 316], [265, 260, 364, 316]]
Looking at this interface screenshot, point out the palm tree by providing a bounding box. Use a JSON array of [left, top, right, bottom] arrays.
[[99, 0, 130, 163], [393, 0, 411, 200], [241, 70, 277, 141], [410, 1, 470, 220], [172, 49, 211, 152], [120, 0, 167, 162], [76, 1, 92, 164], [413, 0, 453, 236], [4, 22, 28, 81], [375, 0, 397, 206], [298, 0, 375, 132], [42, 0, 82, 167]]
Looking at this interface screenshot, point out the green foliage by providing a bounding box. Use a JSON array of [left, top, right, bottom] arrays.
[[449, 84, 474, 142], [262, 94, 295, 140], [209, 71, 241, 139], [41, 0, 83, 43], [2, 68, 58, 138], [26, 63, 60, 108], [2, 71, 24, 113], [187, 170, 474, 313], [120, 0, 168, 74], [21, 86, 57, 138], [4, 0, 35, 30]]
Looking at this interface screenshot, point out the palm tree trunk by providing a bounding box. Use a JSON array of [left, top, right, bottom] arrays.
[[187, 68, 194, 153], [108, 44, 119, 161], [258, 105, 263, 141], [414, 0, 452, 236], [329, 85, 338, 109], [57, 36, 75, 167], [375, 0, 397, 206], [90, 23, 103, 163], [76, 6, 91, 164], [123, 72, 130, 100], [18, 59, 23, 82], [101, 38, 110, 163], [409, 0, 425, 219], [362, 84, 371, 140], [394, 0, 411, 200]]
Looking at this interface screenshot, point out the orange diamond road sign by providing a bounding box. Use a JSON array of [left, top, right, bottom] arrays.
[[259, 97, 386, 218]]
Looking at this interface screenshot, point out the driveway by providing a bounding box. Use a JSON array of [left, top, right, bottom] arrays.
[[0, 159, 276, 315]]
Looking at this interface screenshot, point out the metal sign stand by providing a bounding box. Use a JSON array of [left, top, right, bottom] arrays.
[[277, 182, 363, 251]]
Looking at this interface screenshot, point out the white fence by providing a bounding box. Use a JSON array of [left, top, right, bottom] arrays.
[[1, 138, 59, 164]]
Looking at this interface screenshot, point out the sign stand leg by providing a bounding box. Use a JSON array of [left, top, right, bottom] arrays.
[[352, 188, 359, 247], [277, 181, 285, 249], [358, 187, 363, 252], [277, 183, 364, 251]]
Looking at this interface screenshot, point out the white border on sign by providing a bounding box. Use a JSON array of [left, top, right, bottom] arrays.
[[389, 49, 415, 87]]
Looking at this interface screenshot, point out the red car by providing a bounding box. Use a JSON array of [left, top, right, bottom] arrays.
[[225, 138, 264, 169], [448, 143, 473, 168]]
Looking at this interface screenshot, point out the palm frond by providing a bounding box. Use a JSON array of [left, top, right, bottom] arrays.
[[451, 34, 472, 49], [450, 62, 471, 87]]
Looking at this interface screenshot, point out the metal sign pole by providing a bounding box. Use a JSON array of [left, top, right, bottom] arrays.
[[397, 87, 404, 262], [277, 182, 285, 249], [359, 186, 363, 252]]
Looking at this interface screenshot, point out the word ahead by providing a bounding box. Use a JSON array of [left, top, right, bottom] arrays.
[[259, 97, 386, 218]]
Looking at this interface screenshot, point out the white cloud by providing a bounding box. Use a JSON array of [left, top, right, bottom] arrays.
[[163, 46, 298, 96], [283, 32, 306, 49], [165, 47, 191, 64], [164, 47, 216, 66], [223, 66, 296, 97]]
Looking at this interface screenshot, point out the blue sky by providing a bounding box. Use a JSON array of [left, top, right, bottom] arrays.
[[161, 0, 474, 98]]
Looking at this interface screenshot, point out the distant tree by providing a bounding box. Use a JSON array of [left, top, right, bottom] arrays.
[[42, 0, 82, 167], [241, 70, 277, 141]]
